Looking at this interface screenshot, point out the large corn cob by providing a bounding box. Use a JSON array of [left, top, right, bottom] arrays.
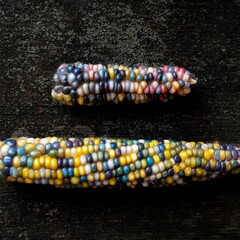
[[51, 63, 197, 106], [0, 137, 239, 188]]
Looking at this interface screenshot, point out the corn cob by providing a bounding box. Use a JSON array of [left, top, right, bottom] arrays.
[[51, 63, 197, 106], [0, 137, 239, 188]]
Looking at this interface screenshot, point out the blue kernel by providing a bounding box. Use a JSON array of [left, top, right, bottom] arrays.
[[110, 142, 117, 149], [17, 147, 25, 156], [215, 162, 221, 171], [3, 156, 12, 167], [106, 171, 112, 179], [5, 139, 17, 147], [103, 161, 108, 171], [174, 155, 181, 163], [214, 150, 220, 161], [113, 158, 120, 168], [8, 147, 17, 156], [137, 151, 143, 160], [122, 175, 128, 183], [80, 176, 87, 182], [123, 166, 130, 175], [159, 144, 165, 151], [146, 156, 154, 166], [62, 168, 68, 178], [91, 163, 97, 172], [68, 168, 74, 177], [10, 167, 17, 178], [20, 156, 27, 167], [27, 157, 33, 168]]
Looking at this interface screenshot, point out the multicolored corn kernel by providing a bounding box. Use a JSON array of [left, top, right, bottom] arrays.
[[52, 63, 197, 106], [0, 137, 239, 188]]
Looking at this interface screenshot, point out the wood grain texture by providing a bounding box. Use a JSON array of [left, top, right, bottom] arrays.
[[0, 0, 240, 239]]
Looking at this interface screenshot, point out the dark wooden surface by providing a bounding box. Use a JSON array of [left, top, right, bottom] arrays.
[[1, 0, 240, 239]]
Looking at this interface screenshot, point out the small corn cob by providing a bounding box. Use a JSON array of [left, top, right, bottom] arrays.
[[51, 63, 197, 106], [0, 137, 239, 188]]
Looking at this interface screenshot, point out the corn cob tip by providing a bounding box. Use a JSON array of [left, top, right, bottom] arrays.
[[190, 78, 197, 85]]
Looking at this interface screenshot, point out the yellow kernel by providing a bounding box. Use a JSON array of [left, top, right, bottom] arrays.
[[141, 159, 147, 168], [33, 158, 40, 170], [131, 153, 138, 162], [50, 158, 58, 170], [45, 156, 51, 168], [49, 179, 55, 185], [71, 177, 80, 185], [22, 168, 29, 178], [196, 168, 203, 177], [88, 145, 94, 154], [153, 155, 160, 164], [204, 150, 211, 161], [134, 170, 140, 179], [128, 172, 135, 182], [179, 150, 188, 161], [28, 169, 35, 179], [24, 178, 33, 184], [219, 150, 226, 161], [13, 156, 21, 168], [77, 97, 84, 105], [126, 155, 131, 164], [94, 138, 100, 145], [226, 162, 232, 172], [164, 150, 171, 160], [45, 169, 51, 179], [184, 167, 192, 177], [100, 172, 106, 181], [65, 148, 71, 158], [6, 177, 16, 182], [79, 166, 86, 176], [186, 149, 193, 157], [108, 67, 115, 80], [149, 142, 154, 148], [164, 143, 171, 150], [52, 170, 57, 179], [213, 143, 220, 150], [210, 159, 216, 170], [119, 156, 126, 166], [74, 157, 80, 167], [57, 169, 63, 179], [39, 156, 45, 166], [152, 140, 158, 146], [179, 162, 186, 170], [34, 170, 40, 179], [190, 142, 196, 148], [60, 140, 67, 149], [184, 157, 191, 166], [82, 146, 88, 155], [76, 147, 82, 156], [209, 149, 214, 158], [55, 179, 63, 186], [173, 164, 180, 174], [166, 176, 174, 184], [109, 149, 116, 159], [82, 182, 89, 188], [74, 168, 80, 177], [97, 162, 103, 172], [148, 148, 154, 156], [140, 169, 146, 178], [109, 178, 116, 186], [25, 143, 35, 154], [190, 157, 196, 168]]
